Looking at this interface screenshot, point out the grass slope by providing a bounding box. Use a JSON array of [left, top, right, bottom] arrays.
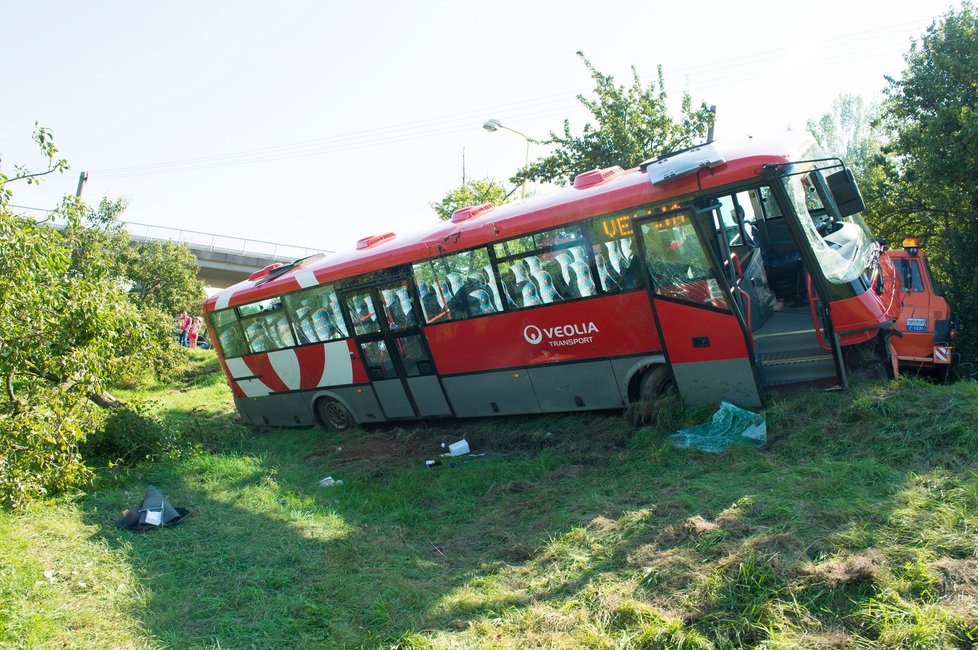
[[1, 351, 977, 649]]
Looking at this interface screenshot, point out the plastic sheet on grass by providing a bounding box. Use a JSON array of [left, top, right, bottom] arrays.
[[667, 401, 766, 453]]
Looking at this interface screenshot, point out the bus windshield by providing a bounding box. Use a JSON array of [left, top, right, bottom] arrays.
[[783, 172, 875, 285]]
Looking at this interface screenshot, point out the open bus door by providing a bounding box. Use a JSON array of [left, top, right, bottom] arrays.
[[340, 277, 453, 420], [634, 207, 764, 408]]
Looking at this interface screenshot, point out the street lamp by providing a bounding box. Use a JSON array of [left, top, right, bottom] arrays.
[[482, 118, 530, 200]]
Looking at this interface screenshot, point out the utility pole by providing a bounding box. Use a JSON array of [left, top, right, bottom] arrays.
[[461, 147, 466, 186], [75, 171, 89, 198], [706, 106, 717, 143]]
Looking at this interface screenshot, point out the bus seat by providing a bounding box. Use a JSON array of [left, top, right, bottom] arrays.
[[595, 252, 620, 292], [447, 272, 465, 294], [570, 261, 596, 297], [245, 321, 272, 352], [620, 237, 634, 262], [483, 264, 503, 311], [570, 246, 587, 264], [468, 289, 495, 314], [525, 255, 544, 275], [520, 280, 543, 307], [510, 261, 530, 284], [328, 295, 349, 337], [605, 241, 626, 275], [533, 271, 562, 303], [396, 288, 417, 326], [554, 253, 572, 284]]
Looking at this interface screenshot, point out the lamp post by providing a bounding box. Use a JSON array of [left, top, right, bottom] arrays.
[[482, 118, 530, 200]]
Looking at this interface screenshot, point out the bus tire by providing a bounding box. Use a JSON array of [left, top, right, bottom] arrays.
[[639, 365, 675, 401], [317, 398, 353, 433]]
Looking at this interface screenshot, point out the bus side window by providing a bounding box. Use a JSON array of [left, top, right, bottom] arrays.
[[493, 226, 586, 308], [589, 213, 640, 293], [211, 308, 247, 358], [412, 247, 502, 324], [283, 283, 346, 344], [239, 297, 296, 354]]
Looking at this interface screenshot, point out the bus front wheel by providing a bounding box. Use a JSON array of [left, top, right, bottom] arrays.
[[317, 398, 353, 433], [639, 365, 676, 402]]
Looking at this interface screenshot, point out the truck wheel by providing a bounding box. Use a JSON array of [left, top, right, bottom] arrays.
[[317, 398, 353, 433]]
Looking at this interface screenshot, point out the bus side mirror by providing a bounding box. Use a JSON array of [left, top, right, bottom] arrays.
[[826, 168, 865, 217]]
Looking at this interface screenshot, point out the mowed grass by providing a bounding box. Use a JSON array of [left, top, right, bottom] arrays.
[[2, 352, 978, 648]]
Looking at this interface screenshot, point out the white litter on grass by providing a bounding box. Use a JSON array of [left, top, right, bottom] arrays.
[[318, 476, 343, 488], [448, 439, 470, 456]]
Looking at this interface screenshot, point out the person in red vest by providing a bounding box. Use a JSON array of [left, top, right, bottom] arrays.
[[177, 312, 192, 347], [188, 316, 203, 350]]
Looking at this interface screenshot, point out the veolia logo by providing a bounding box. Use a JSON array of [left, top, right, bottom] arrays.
[[523, 322, 599, 345], [523, 325, 543, 344]]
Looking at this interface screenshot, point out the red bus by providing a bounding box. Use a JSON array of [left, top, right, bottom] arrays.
[[203, 132, 900, 431]]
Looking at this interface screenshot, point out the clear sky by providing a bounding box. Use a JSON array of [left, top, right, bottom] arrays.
[[1, 0, 958, 255]]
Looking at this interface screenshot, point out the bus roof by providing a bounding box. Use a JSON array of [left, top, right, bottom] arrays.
[[205, 131, 816, 312]]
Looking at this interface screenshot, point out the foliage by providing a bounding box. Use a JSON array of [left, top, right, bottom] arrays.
[[806, 92, 885, 187], [430, 178, 510, 221], [0, 122, 68, 208], [0, 128, 179, 508], [80, 400, 181, 467], [869, 4, 978, 357], [513, 52, 715, 186]]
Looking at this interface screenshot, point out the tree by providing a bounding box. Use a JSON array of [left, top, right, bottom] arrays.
[[806, 93, 884, 187], [872, 4, 978, 357], [430, 178, 510, 221], [513, 52, 715, 187], [0, 129, 169, 508]]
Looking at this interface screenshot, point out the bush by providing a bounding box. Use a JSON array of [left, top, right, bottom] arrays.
[[0, 404, 94, 511], [80, 400, 180, 466]]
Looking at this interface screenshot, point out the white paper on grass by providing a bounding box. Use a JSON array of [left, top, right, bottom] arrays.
[[143, 508, 163, 526]]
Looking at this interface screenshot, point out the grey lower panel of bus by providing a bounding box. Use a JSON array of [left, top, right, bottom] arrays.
[[441, 370, 542, 417], [235, 392, 315, 427], [528, 363, 624, 411], [442, 358, 650, 417], [373, 379, 415, 419], [407, 375, 453, 416], [233, 354, 666, 427], [671, 357, 762, 408]]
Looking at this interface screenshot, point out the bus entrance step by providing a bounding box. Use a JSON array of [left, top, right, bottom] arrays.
[[758, 349, 837, 386]]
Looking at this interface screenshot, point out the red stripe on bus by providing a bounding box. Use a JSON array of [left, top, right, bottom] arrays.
[[294, 344, 326, 389], [242, 354, 290, 393], [347, 340, 369, 384], [425, 292, 661, 375]]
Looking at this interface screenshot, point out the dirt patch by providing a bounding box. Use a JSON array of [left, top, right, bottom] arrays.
[[795, 630, 857, 649], [930, 558, 978, 595], [499, 480, 534, 494], [804, 550, 884, 588], [586, 516, 615, 531], [549, 464, 585, 480], [684, 515, 719, 535]]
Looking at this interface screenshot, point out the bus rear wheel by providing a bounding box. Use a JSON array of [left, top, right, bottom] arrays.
[[317, 398, 353, 433]]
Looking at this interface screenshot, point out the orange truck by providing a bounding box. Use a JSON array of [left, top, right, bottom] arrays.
[[886, 238, 956, 380]]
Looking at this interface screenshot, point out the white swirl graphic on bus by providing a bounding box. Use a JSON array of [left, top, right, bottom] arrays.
[[523, 322, 599, 347], [523, 325, 543, 344]]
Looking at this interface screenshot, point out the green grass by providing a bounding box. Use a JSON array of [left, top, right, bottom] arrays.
[[2, 353, 978, 648]]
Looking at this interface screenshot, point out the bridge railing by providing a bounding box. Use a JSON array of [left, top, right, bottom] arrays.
[[123, 221, 330, 261]]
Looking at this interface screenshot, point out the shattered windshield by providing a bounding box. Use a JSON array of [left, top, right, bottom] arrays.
[[783, 172, 875, 285]]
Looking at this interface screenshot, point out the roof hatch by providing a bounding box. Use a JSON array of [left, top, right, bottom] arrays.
[[356, 232, 396, 250], [450, 202, 495, 223], [573, 166, 624, 189], [248, 262, 284, 282]]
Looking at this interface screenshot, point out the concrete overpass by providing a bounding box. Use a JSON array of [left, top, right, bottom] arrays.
[[122, 222, 331, 288]]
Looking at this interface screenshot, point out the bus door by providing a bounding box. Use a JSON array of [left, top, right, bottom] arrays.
[[341, 278, 452, 420], [634, 208, 764, 408]]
